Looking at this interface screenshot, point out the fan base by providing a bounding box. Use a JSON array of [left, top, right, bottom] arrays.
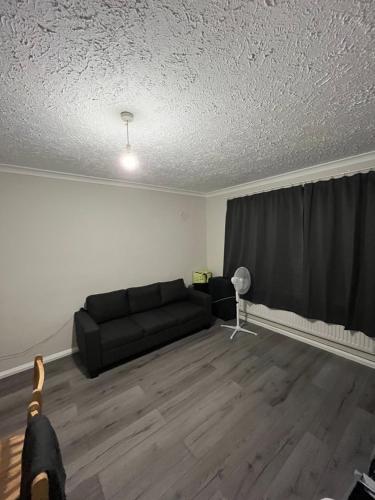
[[221, 324, 258, 340]]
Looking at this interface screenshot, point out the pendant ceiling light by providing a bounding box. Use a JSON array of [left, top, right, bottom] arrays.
[[120, 111, 139, 171]]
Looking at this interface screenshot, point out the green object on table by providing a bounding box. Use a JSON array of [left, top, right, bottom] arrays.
[[192, 270, 213, 284]]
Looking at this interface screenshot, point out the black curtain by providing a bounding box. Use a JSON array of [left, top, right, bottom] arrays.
[[223, 171, 375, 338], [223, 186, 305, 315]]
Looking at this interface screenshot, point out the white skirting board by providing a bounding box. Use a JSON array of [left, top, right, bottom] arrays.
[[0, 347, 78, 380], [240, 309, 375, 369]]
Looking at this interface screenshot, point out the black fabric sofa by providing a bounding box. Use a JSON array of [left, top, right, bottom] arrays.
[[74, 278, 212, 377]]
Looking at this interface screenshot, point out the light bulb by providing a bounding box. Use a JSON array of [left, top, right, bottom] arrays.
[[120, 146, 139, 171]]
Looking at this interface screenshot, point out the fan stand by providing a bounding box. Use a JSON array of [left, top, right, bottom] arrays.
[[221, 291, 258, 340]]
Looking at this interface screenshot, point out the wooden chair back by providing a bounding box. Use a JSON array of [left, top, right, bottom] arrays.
[[0, 355, 49, 500], [28, 356, 49, 500], [28, 355, 45, 420]]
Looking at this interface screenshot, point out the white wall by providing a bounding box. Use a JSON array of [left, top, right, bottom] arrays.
[[0, 172, 207, 373], [206, 195, 227, 276]]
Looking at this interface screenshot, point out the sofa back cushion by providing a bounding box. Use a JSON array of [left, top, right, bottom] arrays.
[[128, 283, 161, 314], [86, 289, 129, 324], [160, 279, 188, 305]]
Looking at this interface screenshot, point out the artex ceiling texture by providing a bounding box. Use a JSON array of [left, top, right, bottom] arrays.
[[0, 0, 374, 191]]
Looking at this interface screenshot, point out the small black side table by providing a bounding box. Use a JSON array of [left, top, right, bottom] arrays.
[[192, 283, 209, 294]]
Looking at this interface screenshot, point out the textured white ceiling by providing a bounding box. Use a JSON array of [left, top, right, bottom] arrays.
[[0, 0, 374, 192]]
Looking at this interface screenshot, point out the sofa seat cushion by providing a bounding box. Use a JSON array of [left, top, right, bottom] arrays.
[[100, 317, 144, 350], [131, 309, 178, 335], [160, 301, 205, 323]]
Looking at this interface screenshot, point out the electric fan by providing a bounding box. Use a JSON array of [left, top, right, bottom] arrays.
[[221, 267, 258, 340]]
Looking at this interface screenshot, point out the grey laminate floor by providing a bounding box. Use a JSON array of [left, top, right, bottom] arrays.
[[1, 323, 374, 500]]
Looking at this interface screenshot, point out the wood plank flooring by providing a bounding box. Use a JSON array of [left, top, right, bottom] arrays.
[[1, 322, 374, 500]]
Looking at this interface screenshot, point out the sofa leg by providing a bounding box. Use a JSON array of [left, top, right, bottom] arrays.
[[88, 369, 99, 378]]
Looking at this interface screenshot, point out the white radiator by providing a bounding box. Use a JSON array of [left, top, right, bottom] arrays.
[[243, 301, 375, 355]]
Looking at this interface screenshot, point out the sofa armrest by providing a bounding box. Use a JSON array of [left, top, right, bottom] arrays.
[[74, 309, 102, 377], [187, 288, 212, 313]]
